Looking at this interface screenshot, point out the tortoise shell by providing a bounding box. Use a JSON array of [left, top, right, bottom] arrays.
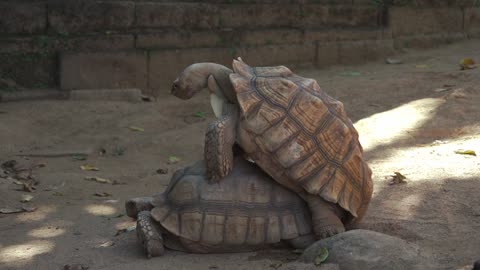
[[229, 60, 373, 224], [149, 158, 312, 247]]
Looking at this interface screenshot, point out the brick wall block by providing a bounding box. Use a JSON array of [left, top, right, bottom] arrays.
[[0, 3, 46, 34], [48, 1, 134, 34], [136, 3, 220, 29], [389, 7, 463, 37], [60, 51, 147, 90]]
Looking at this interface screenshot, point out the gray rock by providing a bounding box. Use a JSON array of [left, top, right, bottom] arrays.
[[278, 262, 340, 270], [300, 229, 433, 270]]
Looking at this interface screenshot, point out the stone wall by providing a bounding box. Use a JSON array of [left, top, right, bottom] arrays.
[[0, 0, 479, 95]]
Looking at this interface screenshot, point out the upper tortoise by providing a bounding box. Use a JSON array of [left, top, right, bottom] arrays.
[[171, 58, 373, 239]]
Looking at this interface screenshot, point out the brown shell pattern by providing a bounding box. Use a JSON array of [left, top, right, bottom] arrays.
[[150, 159, 312, 245], [229, 60, 373, 221]]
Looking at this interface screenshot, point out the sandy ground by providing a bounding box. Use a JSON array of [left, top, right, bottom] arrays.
[[0, 40, 479, 270]]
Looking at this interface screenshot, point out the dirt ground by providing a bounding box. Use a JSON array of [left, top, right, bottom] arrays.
[[1, 39, 479, 270]]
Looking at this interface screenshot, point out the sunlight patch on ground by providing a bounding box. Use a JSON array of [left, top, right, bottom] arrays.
[[15, 205, 57, 223], [354, 98, 445, 152], [369, 135, 480, 181], [115, 219, 136, 230], [0, 240, 54, 263], [84, 204, 117, 216], [28, 226, 66, 238]]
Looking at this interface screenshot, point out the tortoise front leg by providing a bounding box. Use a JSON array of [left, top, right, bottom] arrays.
[[136, 211, 165, 258], [205, 104, 239, 183]]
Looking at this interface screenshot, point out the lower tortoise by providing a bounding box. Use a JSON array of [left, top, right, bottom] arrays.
[[125, 158, 315, 258], [171, 58, 373, 239]]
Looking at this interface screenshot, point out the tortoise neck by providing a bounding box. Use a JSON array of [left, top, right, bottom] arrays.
[[198, 63, 237, 104]]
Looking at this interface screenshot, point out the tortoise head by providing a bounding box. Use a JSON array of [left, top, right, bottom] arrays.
[[171, 63, 234, 100], [171, 63, 209, 100]]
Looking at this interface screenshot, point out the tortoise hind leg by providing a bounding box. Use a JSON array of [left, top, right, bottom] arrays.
[[287, 234, 316, 249], [305, 195, 346, 239], [136, 211, 165, 258], [205, 104, 239, 183]]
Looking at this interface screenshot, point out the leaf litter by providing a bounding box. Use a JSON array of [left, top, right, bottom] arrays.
[[459, 58, 477, 70], [84, 177, 126, 185], [2, 160, 43, 192], [80, 165, 99, 171], [387, 172, 407, 185], [0, 206, 37, 214], [98, 240, 115, 248], [194, 111, 206, 118], [94, 192, 111, 197], [454, 149, 477, 156], [314, 247, 329, 266], [168, 156, 181, 164], [115, 225, 136, 236], [128, 126, 144, 132], [20, 194, 34, 202]]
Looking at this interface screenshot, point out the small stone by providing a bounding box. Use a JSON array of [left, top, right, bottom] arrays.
[[277, 262, 339, 270], [63, 264, 89, 270], [156, 168, 168, 174]]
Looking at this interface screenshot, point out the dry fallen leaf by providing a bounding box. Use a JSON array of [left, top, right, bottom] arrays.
[[22, 181, 38, 192], [339, 71, 361, 77], [98, 240, 115, 248], [459, 58, 476, 70], [80, 165, 99, 171], [387, 171, 407, 185], [0, 206, 37, 214], [115, 226, 136, 236], [168, 156, 180, 164], [72, 155, 87, 161], [128, 126, 144, 132], [84, 177, 113, 184], [386, 58, 403, 64], [454, 149, 477, 156], [13, 180, 24, 185], [194, 111, 206, 118], [433, 88, 451, 93], [20, 194, 34, 202], [314, 247, 329, 266], [94, 192, 112, 197], [415, 64, 430, 69]]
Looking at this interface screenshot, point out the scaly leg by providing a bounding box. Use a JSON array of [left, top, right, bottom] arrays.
[[305, 195, 346, 239], [136, 211, 165, 258], [205, 104, 238, 183], [287, 234, 316, 249]]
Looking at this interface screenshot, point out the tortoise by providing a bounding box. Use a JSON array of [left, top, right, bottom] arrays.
[[171, 58, 373, 239], [125, 158, 315, 258]]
